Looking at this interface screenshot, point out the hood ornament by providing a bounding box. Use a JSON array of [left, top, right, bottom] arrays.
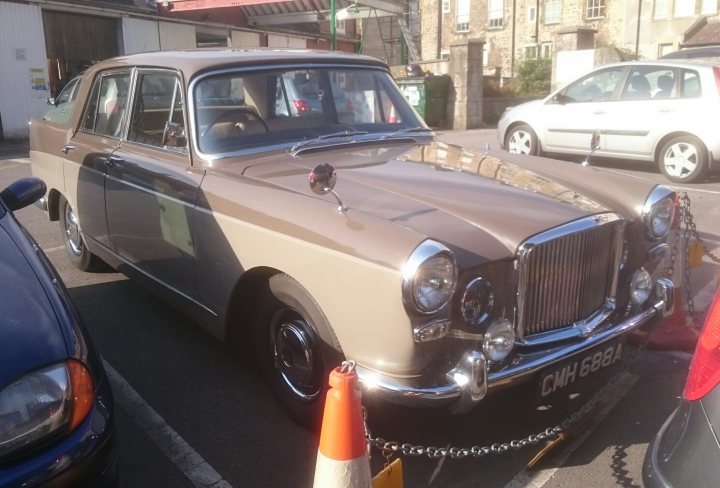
[[309, 163, 347, 213]]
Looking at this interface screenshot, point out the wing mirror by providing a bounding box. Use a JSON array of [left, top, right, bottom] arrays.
[[46, 97, 56, 106], [309, 163, 346, 213], [1, 178, 46, 211]]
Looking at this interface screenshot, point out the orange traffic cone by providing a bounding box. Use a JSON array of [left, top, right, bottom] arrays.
[[313, 361, 371, 488], [388, 105, 398, 124]]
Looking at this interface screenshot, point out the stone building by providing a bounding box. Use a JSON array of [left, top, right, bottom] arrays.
[[419, 0, 720, 81]]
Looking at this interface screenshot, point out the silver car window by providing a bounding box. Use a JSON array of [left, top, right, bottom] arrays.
[[563, 67, 624, 102], [81, 72, 132, 138]]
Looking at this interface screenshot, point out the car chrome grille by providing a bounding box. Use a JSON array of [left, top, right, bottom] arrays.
[[517, 215, 624, 339]]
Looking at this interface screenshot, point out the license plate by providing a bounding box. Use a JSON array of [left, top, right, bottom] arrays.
[[538, 342, 623, 398]]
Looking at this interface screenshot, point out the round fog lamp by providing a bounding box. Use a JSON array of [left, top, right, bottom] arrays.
[[630, 268, 653, 305], [483, 318, 515, 362]]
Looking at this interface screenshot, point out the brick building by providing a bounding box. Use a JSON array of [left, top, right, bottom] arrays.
[[419, 0, 720, 81]]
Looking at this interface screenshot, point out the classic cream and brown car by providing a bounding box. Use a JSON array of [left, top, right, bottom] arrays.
[[30, 49, 675, 427]]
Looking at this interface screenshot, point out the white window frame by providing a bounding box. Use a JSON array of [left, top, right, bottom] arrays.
[[442, 0, 450, 15], [541, 42, 552, 58], [488, 0, 504, 29], [654, 0, 669, 19], [456, 0, 470, 32], [674, 0, 695, 17], [701, 0, 718, 14], [544, 0, 561, 24], [528, 5, 537, 23], [586, 0, 605, 19]]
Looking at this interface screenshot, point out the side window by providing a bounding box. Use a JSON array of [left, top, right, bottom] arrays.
[[128, 72, 186, 150], [681, 70, 701, 98], [621, 67, 677, 100], [81, 72, 131, 138], [43, 78, 80, 125], [563, 67, 624, 102]]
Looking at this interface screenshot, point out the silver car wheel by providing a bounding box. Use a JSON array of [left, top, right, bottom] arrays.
[[663, 142, 698, 179], [508, 130, 533, 154], [64, 204, 83, 256], [271, 318, 320, 402]]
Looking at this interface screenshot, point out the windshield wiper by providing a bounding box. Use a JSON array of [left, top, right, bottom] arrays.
[[381, 126, 433, 140], [290, 130, 369, 156]]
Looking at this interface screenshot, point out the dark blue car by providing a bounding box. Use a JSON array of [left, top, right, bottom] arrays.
[[0, 178, 116, 487]]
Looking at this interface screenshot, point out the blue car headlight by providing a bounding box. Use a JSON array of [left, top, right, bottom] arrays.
[[0, 361, 94, 459]]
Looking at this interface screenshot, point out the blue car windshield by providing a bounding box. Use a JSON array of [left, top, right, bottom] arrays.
[[193, 66, 425, 155]]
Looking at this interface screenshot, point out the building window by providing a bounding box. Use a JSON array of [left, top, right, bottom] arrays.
[[586, 0, 605, 19], [702, 0, 718, 14], [442, 0, 450, 14], [541, 42, 552, 58], [658, 43, 674, 57], [456, 0, 470, 32], [483, 43, 489, 66], [335, 18, 346, 35], [524, 45, 538, 59], [544, 0, 561, 24], [654, 0, 669, 19], [488, 0, 504, 29], [528, 5, 537, 23], [674, 0, 695, 17], [440, 49, 450, 60]]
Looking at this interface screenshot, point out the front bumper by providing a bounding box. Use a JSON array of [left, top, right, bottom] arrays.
[[357, 278, 673, 412]]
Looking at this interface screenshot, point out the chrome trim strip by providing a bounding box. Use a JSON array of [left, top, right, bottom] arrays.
[[355, 279, 672, 407]]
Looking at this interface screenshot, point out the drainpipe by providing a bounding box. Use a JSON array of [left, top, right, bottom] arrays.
[[331, 0, 336, 50], [511, 0, 516, 77], [635, 0, 642, 58]]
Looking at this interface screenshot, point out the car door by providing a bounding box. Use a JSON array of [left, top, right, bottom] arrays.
[[604, 65, 706, 158], [64, 70, 133, 249], [105, 69, 202, 300], [541, 66, 627, 154]]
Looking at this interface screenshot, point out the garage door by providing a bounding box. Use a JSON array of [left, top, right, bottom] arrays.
[[42, 10, 119, 62]]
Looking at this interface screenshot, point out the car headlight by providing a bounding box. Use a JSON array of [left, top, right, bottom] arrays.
[[642, 186, 676, 239], [402, 239, 457, 314], [0, 360, 94, 459]]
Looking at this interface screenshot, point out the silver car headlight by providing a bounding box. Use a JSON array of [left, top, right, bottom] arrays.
[[642, 186, 676, 239], [402, 239, 457, 314], [0, 361, 94, 459]]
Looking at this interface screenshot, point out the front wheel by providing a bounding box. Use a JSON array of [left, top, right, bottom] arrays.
[[254, 274, 343, 429], [658, 135, 708, 183], [505, 124, 539, 155], [59, 196, 103, 271]]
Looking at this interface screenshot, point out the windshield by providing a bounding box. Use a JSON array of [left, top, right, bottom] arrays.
[[193, 66, 425, 155]]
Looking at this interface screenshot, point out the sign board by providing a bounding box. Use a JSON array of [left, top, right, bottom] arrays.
[[29, 68, 49, 98]]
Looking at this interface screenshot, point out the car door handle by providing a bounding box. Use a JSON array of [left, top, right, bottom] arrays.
[[61, 144, 76, 154], [592, 110, 606, 115], [106, 156, 124, 167]]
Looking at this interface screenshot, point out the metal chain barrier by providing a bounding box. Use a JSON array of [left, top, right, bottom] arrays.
[[364, 194, 709, 461]]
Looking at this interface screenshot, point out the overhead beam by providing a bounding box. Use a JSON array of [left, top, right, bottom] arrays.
[[167, 0, 292, 12]]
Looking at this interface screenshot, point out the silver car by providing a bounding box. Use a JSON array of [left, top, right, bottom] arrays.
[[498, 60, 720, 183]]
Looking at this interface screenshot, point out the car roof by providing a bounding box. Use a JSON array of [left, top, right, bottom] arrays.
[[601, 59, 720, 69], [660, 46, 720, 59], [84, 48, 389, 79]]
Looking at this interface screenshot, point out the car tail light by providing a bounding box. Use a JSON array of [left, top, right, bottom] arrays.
[[67, 359, 95, 431], [684, 291, 720, 401], [293, 99, 310, 112]]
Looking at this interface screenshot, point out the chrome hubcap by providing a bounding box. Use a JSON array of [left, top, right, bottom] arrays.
[[271, 318, 319, 401], [508, 130, 532, 154], [663, 142, 698, 178], [64, 205, 83, 256]]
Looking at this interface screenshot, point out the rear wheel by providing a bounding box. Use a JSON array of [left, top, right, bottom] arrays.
[[658, 135, 708, 183], [505, 124, 539, 155], [59, 196, 102, 271], [254, 274, 343, 429]]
